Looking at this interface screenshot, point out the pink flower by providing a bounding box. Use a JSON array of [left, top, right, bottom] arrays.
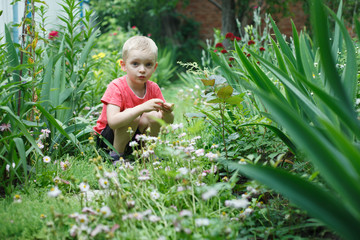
[[0, 123, 11, 131], [48, 31, 59, 40], [132, 26, 137, 29]]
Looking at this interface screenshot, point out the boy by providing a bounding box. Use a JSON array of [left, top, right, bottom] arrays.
[[94, 36, 174, 160]]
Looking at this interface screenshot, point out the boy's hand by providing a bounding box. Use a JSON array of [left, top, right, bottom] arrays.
[[141, 99, 164, 113], [162, 102, 174, 112]]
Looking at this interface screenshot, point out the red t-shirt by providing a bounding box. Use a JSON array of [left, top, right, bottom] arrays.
[[93, 75, 165, 134]]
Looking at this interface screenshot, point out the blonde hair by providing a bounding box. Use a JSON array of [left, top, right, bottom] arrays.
[[122, 36, 158, 61]]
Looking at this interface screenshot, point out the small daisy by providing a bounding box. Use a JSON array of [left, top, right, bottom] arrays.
[[225, 198, 249, 209], [177, 167, 189, 175], [37, 142, 44, 149], [205, 152, 218, 161], [99, 178, 109, 189], [60, 160, 69, 170], [194, 148, 205, 157], [129, 141, 139, 147], [138, 169, 151, 181], [79, 182, 90, 192], [77, 214, 88, 225], [48, 186, 61, 197], [100, 206, 112, 218], [195, 218, 210, 227], [150, 190, 160, 200], [202, 188, 218, 200], [82, 207, 98, 215], [90, 224, 110, 237], [179, 209, 192, 217], [43, 156, 51, 163], [149, 215, 161, 222], [13, 194, 22, 203]]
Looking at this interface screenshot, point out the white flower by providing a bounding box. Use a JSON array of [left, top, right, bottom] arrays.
[[60, 161, 69, 170], [202, 188, 218, 200], [194, 148, 205, 157], [99, 178, 109, 189], [239, 207, 254, 218], [225, 198, 250, 209], [6, 163, 15, 172], [205, 152, 218, 161], [91, 224, 110, 237], [43, 156, 51, 163], [195, 218, 210, 227], [77, 214, 88, 225], [129, 141, 139, 147], [178, 132, 187, 138], [149, 215, 161, 222], [150, 190, 160, 200], [79, 182, 90, 192], [41, 128, 51, 138], [104, 171, 117, 178], [177, 186, 186, 192], [100, 206, 112, 218], [48, 186, 61, 197], [82, 207, 98, 215], [165, 166, 171, 171], [179, 209, 192, 217], [138, 169, 151, 181], [69, 225, 78, 237], [177, 167, 189, 175], [37, 142, 44, 149], [170, 123, 184, 130]]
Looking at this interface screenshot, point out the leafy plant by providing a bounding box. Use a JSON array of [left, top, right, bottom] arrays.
[[215, 0, 360, 238]]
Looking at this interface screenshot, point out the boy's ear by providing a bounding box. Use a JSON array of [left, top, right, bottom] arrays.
[[120, 60, 126, 71]]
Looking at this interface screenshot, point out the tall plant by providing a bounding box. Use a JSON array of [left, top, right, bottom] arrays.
[[214, 0, 360, 238]]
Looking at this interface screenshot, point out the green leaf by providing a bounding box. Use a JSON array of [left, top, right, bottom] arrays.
[[13, 138, 27, 180], [36, 104, 83, 152], [217, 85, 233, 99], [79, 29, 99, 66], [223, 161, 360, 240], [0, 106, 42, 156]]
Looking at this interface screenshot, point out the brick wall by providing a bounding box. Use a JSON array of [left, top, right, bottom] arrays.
[[177, 0, 222, 41], [177, 0, 308, 41]]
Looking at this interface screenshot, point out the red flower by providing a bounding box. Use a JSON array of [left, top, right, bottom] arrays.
[[132, 26, 137, 29], [214, 49, 218, 53], [229, 57, 235, 61], [225, 32, 235, 39], [247, 53, 251, 57], [229, 64, 233, 68], [259, 47, 265, 51], [221, 49, 228, 54], [235, 37, 241, 41], [248, 40, 255, 45], [215, 42, 225, 48], [48, 31, 59, 40]]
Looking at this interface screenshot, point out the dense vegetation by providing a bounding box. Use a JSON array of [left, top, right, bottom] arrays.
[[1, 0, 359, 239]]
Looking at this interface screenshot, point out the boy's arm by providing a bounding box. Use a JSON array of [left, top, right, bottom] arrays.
[[107, 99, 164, 129]]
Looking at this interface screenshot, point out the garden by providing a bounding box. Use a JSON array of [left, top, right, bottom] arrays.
[[1, 0, 360, 239]]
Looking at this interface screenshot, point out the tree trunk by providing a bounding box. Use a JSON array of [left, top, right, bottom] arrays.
[[221, 0, 236, 47]]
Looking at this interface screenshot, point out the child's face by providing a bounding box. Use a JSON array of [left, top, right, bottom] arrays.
[[121, 49, 158, 87]]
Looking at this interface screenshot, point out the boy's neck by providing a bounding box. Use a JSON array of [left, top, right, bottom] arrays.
[[126, 76, 146, 98]]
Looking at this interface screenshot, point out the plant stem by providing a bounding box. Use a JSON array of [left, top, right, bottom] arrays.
[[220, 102, 229, 160]]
